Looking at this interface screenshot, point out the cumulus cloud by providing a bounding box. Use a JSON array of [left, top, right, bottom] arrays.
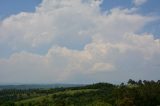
[[0, 0, 159, 84], [133, 0, 148, 6]]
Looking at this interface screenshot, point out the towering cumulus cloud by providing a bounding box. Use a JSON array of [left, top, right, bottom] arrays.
[[0, 0, 159, 84]]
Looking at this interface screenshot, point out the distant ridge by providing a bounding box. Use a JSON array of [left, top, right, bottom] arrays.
[[0, 84, 85, 90]]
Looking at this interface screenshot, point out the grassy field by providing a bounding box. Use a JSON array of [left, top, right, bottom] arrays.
[[0, 80, 160, 106], [15, 89, 98, 105]]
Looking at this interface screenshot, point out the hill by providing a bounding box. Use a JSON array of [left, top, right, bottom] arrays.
[[0, 80, 160, 106], [0, 84, 84, 90]]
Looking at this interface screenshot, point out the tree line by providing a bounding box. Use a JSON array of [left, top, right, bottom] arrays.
[[0, 79, 159, 106]]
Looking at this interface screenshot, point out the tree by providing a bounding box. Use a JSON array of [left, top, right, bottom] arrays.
[[138, 80, 143, 85], [128, 79, 136, 85]]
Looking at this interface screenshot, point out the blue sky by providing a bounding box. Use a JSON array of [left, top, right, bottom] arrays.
[[102, 0, 160, 38], [0, 0, 160, 17], [0, 0, 160, 84], [101, 0, 160, 14], [0, 0, 41, 19]]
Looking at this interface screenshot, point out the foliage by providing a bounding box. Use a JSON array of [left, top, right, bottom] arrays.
[[0, 80, 160, 106]]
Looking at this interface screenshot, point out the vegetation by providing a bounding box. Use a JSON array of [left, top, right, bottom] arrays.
[[0, 79, 160, 106]]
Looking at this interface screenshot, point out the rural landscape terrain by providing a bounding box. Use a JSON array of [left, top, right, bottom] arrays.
[[0, 79, 160, 106]]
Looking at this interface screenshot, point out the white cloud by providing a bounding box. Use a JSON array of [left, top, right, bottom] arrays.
[[0, 0, 159, 83], [0, 33, 159, 83], [133, 0, 148, 6], [0, 2, 153, 49]]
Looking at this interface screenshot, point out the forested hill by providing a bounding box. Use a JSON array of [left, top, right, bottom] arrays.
[[0, 79, 160, 106], [0, 84, 84, 90]]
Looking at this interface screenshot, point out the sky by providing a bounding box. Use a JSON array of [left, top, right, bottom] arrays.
[[0, 0, 160, 84]]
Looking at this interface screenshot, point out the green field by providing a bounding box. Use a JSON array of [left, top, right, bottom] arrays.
[[0, 79, 160, 106]]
